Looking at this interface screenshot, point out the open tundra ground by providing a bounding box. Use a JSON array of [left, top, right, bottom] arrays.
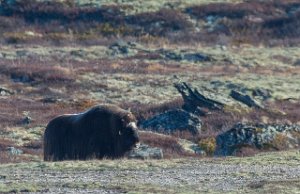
[[1, 44, 300, 160], [0, 0, 300, 193], [0, 150, 299, 193]]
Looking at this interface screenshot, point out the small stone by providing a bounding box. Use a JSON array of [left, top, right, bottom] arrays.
[[21, 116, 32, 125], [41, 97, 58, 103]]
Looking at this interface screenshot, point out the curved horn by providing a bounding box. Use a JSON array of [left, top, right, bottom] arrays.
[[126, 122, 138, 130]]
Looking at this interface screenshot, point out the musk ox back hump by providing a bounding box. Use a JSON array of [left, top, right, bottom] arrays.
[[43, 104, 139, 161]]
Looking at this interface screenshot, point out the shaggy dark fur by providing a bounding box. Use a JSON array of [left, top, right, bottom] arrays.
[[44, 104, 139, 161]]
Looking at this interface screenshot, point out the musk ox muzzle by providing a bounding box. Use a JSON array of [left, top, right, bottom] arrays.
[[43, 104, 140, 161]]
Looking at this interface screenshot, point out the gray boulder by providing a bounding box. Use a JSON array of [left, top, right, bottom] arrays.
[[141, 109, 202, 134], [215, 123, 300, 156], [127, 144, 163, 159], [183, 53, 211, 62]]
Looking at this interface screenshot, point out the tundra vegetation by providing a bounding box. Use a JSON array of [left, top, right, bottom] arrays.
[[0, 0, 299, 193]]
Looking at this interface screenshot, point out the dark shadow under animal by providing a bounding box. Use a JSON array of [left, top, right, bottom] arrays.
[[44, 104, 139, 161]]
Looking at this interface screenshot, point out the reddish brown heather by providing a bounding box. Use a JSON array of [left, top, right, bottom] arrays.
[[139, 131, 195, 158]]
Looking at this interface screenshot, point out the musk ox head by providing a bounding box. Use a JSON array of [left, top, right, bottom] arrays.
[[118, 113, 140, 151]]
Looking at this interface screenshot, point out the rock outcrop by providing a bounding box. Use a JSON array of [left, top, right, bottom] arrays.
[[141, 109, 202, 134], [215, 123, 300, 156]]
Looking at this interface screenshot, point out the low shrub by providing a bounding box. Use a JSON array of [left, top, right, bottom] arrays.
[[270, 134, 289, 150], [126, 8, 192, 36], [198, 137, 216, 156]]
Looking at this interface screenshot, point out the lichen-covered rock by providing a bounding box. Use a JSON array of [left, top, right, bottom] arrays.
[[127, 144, 163, 159], [215, 123, 300, 156], [108, 41, 138, 57], [7, 147, 23, 155], [160, 49, 212, 62], [141, 109, 202, 134], [0, 87, 14, 96]]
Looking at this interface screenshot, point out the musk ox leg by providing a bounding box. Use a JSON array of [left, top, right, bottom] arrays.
[[44, 127, 64, 161]]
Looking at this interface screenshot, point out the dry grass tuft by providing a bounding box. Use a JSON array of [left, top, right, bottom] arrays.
[[72, 99, 99, 111]]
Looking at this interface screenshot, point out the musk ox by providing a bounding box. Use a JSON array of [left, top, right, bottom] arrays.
[[44, 104, 140, 161]]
